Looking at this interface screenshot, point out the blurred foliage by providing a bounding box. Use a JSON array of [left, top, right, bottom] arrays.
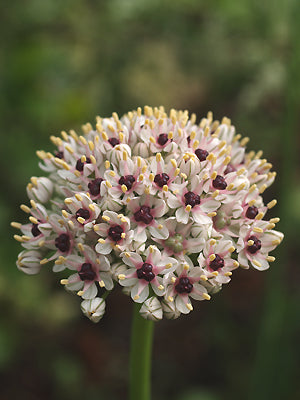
[[0, 0, 299, 399]]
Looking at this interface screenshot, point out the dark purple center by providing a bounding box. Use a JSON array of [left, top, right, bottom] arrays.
[[195, 148, 209, 162], [187, 136, 191, 145], [154, 173, 170, 188], [108, 137, 120, 147], [55, 233, 70, 253], [88, 178, 104, 196], [224, 164, 236, 174], [157, 133, 168, 146], [76, 157, 91, 172], [119, 175, 136, 190], [209, 254, 225, 271], [136, 262, 155, 282], [79, 263, 96, 281], [134, 205, 153, 225], [184, 191, 200, 208], [55, 151, 64, 159], [212, 175, 227, 190], [31, 224, 41, 237], [108, 225, 124, 242], [75, 208, 90, 221], [246, 206, 259, 219], [175, 277, 193, 294], [247, 235, 262, 254]]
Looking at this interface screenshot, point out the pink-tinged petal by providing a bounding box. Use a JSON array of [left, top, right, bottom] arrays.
[[153, 199, 167, 218], [82, 283, 98, 300], [131, 282, 149, 303], [251, 257, 269, 271], [149, 225, 169, 240], [175, 295, 191, 314], [176, 208, 189, 224], [167, 194, 182, 209], [95, 241, 113, 255], [215, 240, 233, 254], [200, 199, 220, 213], [238, 251, 250, 268], [121, 252, 143, 268], [190, 283, 207, 300], [192, 212, 211, 225]]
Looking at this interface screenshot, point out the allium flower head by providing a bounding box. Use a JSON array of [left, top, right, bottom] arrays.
[[12, 106, 283, 321]]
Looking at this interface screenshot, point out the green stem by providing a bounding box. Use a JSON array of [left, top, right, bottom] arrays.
[[129, 303, 154, 400]]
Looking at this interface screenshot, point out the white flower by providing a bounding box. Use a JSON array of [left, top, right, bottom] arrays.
[[139, 297, 163, 321], [13, 106, 283, 322]]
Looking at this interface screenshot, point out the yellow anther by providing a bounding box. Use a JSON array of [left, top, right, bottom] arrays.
[[64, 145, 74, 154], [253, 227, 263, 233], [210, 239, 216, 246], [102, 215, 110, 222], [149, 135, 156, 143], [267, 199, 277, 209], [163, 185, 168, 192], [40, 258, 49, 265], [272, 239, 281, 246], [228, 246, 235, 253], [123, 151, 128, 161], [224, 272, 233, 277], [168, 131, 173, 139], [14, 235, 24, 242], [124, 252, 131, 258], [192, 140, 200, 149], [142, 165, 147, 173], [149, 173, 154, 182], [29, 216, 39, 225], [212, 190, 219, 198], [156, 153, 162, 162], [255, 212, 264, 220], [226, 183, 234, 191], [62, 210, 68, 218], [109, 171, 116, 177], [267, 223, 276, 230], [101, 131, 108, 141], [183, 264, 189, 270], [180, 173, 187, 179], [247, 240, 254, 246], [211, 271, 218, 277], [77, 243, 84, 252], [202, 293, 211, 300], [81, 155, 86, 163], [211, 171, 217, 180], [74, 170, 81, 177], [157, 224, 163, 230], [233, 261, 239, 268], [267, 256, 275, 262], [99, 280, 105, 288], [269, 217, 280, 224], [204, 126, 210, 137], [11, 222, 22, 229], [167, 296, 174, 302], [252, 260, 262, 268], [185, 205, 192, 212], [174, 168, 180, 176], [120, 217, 127, 223], [232, 134, 242, 143], [98, 238, 106, 244], [75, 194, 82, 201], [209, 254, 216, 261], [248, 199, 256, 206], [207, 212, 217, 217], [171, 277, 176, 283], [30, 200, 37, 209], [138, 174, 144, 182], [79, 135, 87, 145], [77, 291, 84, 297], [105, 160, 110, 169], [67, 221, 74, 228], [88, 141, 95, 151], [106, 181, 112, 188], [133, 295, 140, 301], [60, 279, 69, 285], [90, 155, 96, 164], [93, 225, 99, 231], [200, 275, 208, 281], [240, 137, 250, 146], [218, 140, 226, 149], [237, 168, 246, 176], [170, 159, 177, 168], [186, 303, 193, 311], [165, 263, 172, 269], [121, 184, 128, 193], [30, 176, 38, 187], [251, 172, 258, 179], [121, 232, 126, 239], [259, 184, 267, 194], [77, 217, 85, 224], [237, 183, 246, 191], [249, 184, 257, 193]]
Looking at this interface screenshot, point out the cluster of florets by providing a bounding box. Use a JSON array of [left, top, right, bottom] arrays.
[[12, 106, 283, 322]]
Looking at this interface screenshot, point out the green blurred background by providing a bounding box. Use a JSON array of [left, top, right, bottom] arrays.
[[1, 1, 299, 399]]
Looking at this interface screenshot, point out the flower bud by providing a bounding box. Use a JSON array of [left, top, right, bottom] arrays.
[[81, 297, 106, 323], [16, 250, 43, 275], [139, 297, 163, 321], [27, 177, 53, 203], [161, 299, 181, 319]]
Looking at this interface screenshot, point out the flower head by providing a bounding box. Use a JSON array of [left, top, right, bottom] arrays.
[[12, 106, 283, 321]]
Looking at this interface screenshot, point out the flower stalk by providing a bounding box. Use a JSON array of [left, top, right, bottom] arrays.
[[129, 303, 154, 400]]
